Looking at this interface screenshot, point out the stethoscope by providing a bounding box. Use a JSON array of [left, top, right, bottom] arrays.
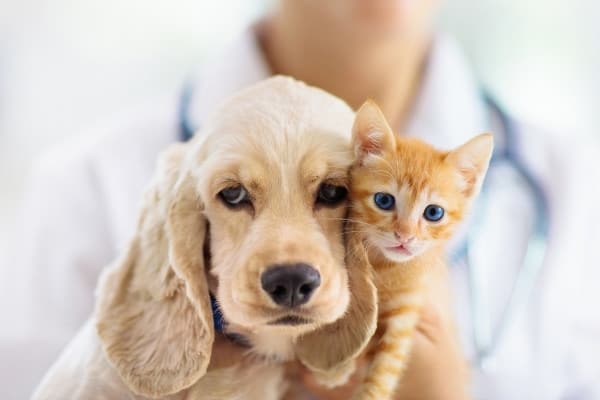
[[177, 84, 550, 371], [456, 92, 550, 371]]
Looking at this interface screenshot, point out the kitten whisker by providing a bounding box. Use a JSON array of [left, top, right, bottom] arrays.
[[322, 217, 375, 228]]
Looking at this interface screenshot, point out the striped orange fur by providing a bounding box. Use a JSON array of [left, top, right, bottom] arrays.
[[349, 100, 493, 400]]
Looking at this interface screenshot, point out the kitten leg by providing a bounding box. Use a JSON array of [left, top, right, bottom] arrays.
[[354, 302, 422, 400]]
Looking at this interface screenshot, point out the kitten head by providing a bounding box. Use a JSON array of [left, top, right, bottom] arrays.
[[350, 100, 493, 262]]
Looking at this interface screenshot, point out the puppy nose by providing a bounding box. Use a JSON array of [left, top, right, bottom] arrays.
[[261, 263, 321, 308]]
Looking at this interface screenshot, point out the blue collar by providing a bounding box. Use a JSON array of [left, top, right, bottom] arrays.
[[210, 293, 226, 333], [210, 293, 251, 347]]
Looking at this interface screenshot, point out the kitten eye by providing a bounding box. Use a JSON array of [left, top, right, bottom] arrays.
[[219, 185, 250, 207], [423, 204, 444, 222], [317, 183, 348, 206], [373, 192, 395, 210]]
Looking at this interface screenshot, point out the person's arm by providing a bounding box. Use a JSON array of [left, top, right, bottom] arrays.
[[0, 148, 114, 396]]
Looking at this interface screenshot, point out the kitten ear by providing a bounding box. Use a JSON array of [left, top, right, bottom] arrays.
[[352, 100, 396, 159], [446, 133, 494, 198]]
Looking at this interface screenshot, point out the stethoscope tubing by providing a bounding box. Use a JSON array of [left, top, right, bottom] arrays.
[[468, 93, 550, 369]]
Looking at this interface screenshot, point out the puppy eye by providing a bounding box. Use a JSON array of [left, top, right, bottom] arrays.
[[317, 183, 348, 206], [219, 185, 250, 207], [373, 192, 395, 210], [423, 204, 444, 221]]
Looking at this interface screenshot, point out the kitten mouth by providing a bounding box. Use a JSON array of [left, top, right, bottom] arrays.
[[386, 244, 413, 256]]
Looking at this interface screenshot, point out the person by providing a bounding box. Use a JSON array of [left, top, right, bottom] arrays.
[[3, 0, 600, 398]]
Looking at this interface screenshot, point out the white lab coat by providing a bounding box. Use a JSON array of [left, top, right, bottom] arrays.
[[2, 29, 599, 399]]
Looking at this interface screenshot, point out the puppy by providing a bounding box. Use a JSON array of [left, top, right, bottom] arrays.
[[33, 77, 377, 400]]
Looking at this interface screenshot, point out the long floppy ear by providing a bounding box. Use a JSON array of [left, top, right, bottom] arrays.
[[445, 133, 494, 199], [352, 99, 396, 159], [95, 143, 214, 398], [295, 225, 377, 380]]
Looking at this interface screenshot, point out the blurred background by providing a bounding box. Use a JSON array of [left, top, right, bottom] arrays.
[[1, 0, 599, 255]]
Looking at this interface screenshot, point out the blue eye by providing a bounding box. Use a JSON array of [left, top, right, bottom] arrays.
[[423, 205, 444, 221], [373, 192, 395, 210]]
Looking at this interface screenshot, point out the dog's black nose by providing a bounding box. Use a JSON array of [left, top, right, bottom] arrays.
[[261, 263, 321, 308]]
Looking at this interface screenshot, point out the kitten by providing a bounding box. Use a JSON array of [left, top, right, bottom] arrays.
[[348, 100, 493, 399]]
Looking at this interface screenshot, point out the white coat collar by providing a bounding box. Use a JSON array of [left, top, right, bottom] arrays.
[[405, 36, 489, 149], [188, 28, 489, 149], [188, 28, 271, 131]]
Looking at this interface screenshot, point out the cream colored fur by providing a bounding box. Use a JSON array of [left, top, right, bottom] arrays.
[[32, 77, 377, 400]]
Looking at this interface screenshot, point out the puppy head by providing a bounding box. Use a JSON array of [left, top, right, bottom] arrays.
[[194, 77, 355, 335]]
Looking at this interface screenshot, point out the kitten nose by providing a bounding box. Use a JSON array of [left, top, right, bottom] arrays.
[[394, 232, 415, 244], [261, 263, 321, 308]]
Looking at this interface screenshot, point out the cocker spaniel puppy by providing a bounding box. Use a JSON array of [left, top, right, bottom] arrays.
[[33, 77, 377, 400]]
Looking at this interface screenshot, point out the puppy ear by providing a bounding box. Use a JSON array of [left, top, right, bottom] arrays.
[[352, 99, 396, 159], [295, 227, 377, 379], [95, 143, 214, 398], [445, 133, 494, 198]]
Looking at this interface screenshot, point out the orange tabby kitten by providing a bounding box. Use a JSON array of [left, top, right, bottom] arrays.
[[349, 100, 493, 399]]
